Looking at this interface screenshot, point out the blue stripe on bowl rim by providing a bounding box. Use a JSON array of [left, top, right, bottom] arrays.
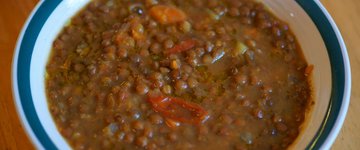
[[12, 0, 349, 149]]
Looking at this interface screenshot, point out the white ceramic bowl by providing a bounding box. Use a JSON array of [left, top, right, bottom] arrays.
[[12, 0, 351, 149]]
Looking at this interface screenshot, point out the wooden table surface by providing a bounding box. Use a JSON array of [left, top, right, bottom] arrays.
[[0, 0, 359, 149]]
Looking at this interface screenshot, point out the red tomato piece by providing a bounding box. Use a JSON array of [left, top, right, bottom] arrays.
[[147, 95, 208, 125], [165, 39, 196, 55]]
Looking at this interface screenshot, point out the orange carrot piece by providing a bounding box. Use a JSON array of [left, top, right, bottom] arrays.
[[304, 65, 314, 76], [115, 32, 126, 45], [165, 118, 180, 128], [244, 27, 258, 39], [130, 17, 145, 40], [149, 5, 187, 24], [131, 25, 145, 40]]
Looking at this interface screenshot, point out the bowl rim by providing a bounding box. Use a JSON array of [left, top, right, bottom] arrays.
[[11, 0, 351, 149], [295, 0, 351, 149]]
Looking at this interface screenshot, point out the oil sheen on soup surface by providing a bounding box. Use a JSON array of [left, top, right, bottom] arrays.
[[45, 0, 312, 149]]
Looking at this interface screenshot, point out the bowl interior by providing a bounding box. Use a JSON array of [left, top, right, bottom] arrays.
[[263, 0, 332, 149], [27, 0, 332, 149]]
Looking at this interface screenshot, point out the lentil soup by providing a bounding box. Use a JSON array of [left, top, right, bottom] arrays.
[[45, 0, 313, 149]]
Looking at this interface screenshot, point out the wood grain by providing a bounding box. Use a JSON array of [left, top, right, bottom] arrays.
[[0, 0, 38, 149], [321, 0, 360, 149], [0, 0, 358, 149]]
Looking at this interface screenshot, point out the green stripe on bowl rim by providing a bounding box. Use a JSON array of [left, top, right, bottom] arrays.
[[12, 0, 350, 149], [296, 0, 350, 149], [14, 0, 61, 149]]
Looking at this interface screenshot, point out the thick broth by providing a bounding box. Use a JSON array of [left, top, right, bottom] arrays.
[[46, 0, 312, 149]]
